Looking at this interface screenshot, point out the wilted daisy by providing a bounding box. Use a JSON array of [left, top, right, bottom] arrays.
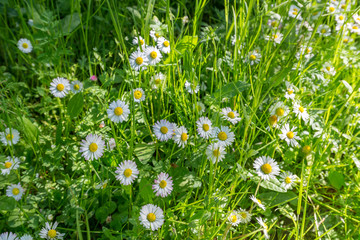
[[129, 50, 148, 71], [6, 183, 24, 201], [293, 102, 309, 122], [50, 77, 70, 98], [246, 50, 261, 65], [115, 160, 139, 185], [0, 128, 20, 146], [256, 217, 270, 239], [289, 5, 302, 20], [269, 102, 289, 120], [238, 208, 252, 223], [228, 210, 241, 226], [250, 195, 266, 210], [132, 36, 146, 49], [212, 126, 235, 147], [70, 80, 83, 93], [20, 234, 33, 240], [17, 38, 33, 53], [139, 204, 164, 231], [79, 134, 105, 161], [157, 37, 170, 54], [2, 156, 20, 175], [174, 126, 189, 148], [152, 172, 173, 197], [317, 24, 331, 37], [185, 81, 200, 94], [0, 232, 18, 240], [153, 119, 174, 141], [206, 142, 226, 164], [150, 73, 165, 90], [265, 31, 283, 44], [279, 124, 301, 147], [322, 62, 336, 76], [39, 222, 65, 239], [133, 88, 145, 102], [221, 107, 241, 125], [196, 117, 213, 139], [253, 156, 280, 181], [145, 46, 162, 65], [107, 100, 130, 123], [280, 171, 298, 190]]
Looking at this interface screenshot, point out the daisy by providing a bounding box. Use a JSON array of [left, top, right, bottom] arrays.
[[129, 50, 148, 71], [250, 195, 266, 210], [279, 124, 301, 147], [293, 102, 310, 122], [150, 73, 166, 90], [267, 12, 282, 28], [206, 142, 226, 164], [70, 80, 83, 93], [353, 13, 360, 25], [196, 117, 213, 139], [342, 33, 353, 44], [302, 145, 312, 155], [347, 23, 360, 34], [340, 0, 351, 11], [2, 156, 20, 175], [285, 85, 296, 100], [133, 88, 145, 102], [221, 107, 241, 125], [153, 119, 174, 141], [256, 217, 270, 239], [6, 183, 24, 201], [49, 77, 70, 98], [39, 222, 65, 239], [157, 37, 170, 54], [269, 102, 289, 120], [132, 36, 146, 49], [280, 171, 298, 190], [115, 160, 139, 185], [107, 100, 130, 123], [95, 179, 109, 189], [317, 25, 331, 37], [246, 50, 261, 65], [152, 172, 173, 197], [322, 62, 336, 76], [139, 204, 164, 231], [335, 13, 346, 24], [79, 134, 105, 161], [212, 126, 235, 147], [150, 29, 161, 41], [0, 128, 20, 146], [173, 126, 189, 148], [228, 211, 241, 226], [20, 235, 33, 240], [185, 81, 200, 94], [288, 5, 302, 20], [269, 115, 278, 128], [265, 31, 283, 44], [145, 46, 162, 65], [296, 45, 314, 60], [326, 2, 339, 14], [195, 102, 206, 115], [253, 156, 280, 181], [238, 208, 252, 223], [17, 38, 33, 53]]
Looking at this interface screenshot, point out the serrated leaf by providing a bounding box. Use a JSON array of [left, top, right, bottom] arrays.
[[67, 93, 84, 119], [212, 81, 250, 100]]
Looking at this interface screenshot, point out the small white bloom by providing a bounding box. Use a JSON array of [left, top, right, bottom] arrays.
[[238, 208, 252, 223], [39, 222, 65, 239], [153, 119, 174, 142], [6, 183, 24, 201], [280, 171, 298, 190], [253, 156, 280, 181], [228, 211, 241, 226], [129, 50, 148, 71], [196, 117, 213, 139], [212, 126, 235, 147], [2, 156, 20, 175], [221, 107, 241, 125], [353, 13, 360, 25], [132, 36, 146, 49], [50, 77, 70, 98], [152, 172, 173, 197], [326, 2, 339, 14], [296, 45, 314, 60], [265, 31, 283, 44], [289, 5, 302, 20], [115, 160, 139, 185], [107, 100, 130, 123], [17, 38, 33, 53], [139, 204, 164, 231], [347, 23, 360, 34], [150, 29, 161, 41], [250, 195, 266, 210], [0, 232, 18, 240], [317, 24, 331, 36], [150, 73, 166, 90], [70, 80, 83, 93], [157, 37, 170, 54], [27, 19, 34, 26], [269, 102, 289, 120], [279, 124, 301, 147], [206, 142, 226, 164], [79, 134, 105, 161], [335, 13, 346, 24], [284, 82, 296, 100], [145, 46, 162, 65], [322, 62, 336, 76], [256, 217, 270, 239], [0, 128, 20, 146], [20, 234, 33, 240], [133, 88, 145, 102], [267, 12, 282, 28], [246, 50, 261, 65], [293, 102, 310, 122], [185, 81, 200, 94], [194, 102, 206, 115], [173, 126, 189, 148]]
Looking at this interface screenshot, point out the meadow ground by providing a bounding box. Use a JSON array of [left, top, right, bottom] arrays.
[[0, 0, 360, 239]]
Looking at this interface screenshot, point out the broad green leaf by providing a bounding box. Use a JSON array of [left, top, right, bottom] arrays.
[[134, 144, 155, 164], [21, 117, 39, 142], [176, 35, 198, 54], [60, 13, 81, 36], [67, 93, 84, 119], [328, 171, 345, 189], [258, 191, 298, 207], [139, 178, 154, 202], [212, 81, 250, 100], [0, 196, 16, 211], [260, 178, 287, 193]]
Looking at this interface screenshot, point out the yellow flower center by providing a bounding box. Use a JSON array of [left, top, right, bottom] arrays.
[[269, 115, 278, 125], [274, 34, 278, 39], [89, 143, 98, 152], [287, 89, 294, 95], [352, 26, 358, 29], [329, 7, 335, 12], [292, 11, 298, 15], [286, 131, 294, 139], [339, 15, 344, 20], [299, 106, 304, 113], [250, 54, 256, 60], [343, 38, 349, 43], [147, 213, 156, 222], [12, 188, 20, 195], [124, 169, 132, 177], [302, 145, 311, 154], [227, 112, 235, 119], [241, 212, 247, 219], [285, 177, 292, 184], [57, 84, 64, 91], [261, 163, 272, 174], [47, 229, 57, 238], [163, 41, 170, 47], [218, 131, 227, 141], [321, 29, 326, 33], [155, 78, 161, 84], [231, 215, 237, 223], [276, 108, 284, 116], [213, 149, 220, 157], [181, 133, 188, 141], [341, 4, 346, 9], [114, 107, 123, 116], [6, 134, 14, 141], [134, 90, 143, 99], [271, 21, 278, 27], [102, 183, 108, 188], [202, 124, 210, 131], [135, 57, 143, 65], [155, 33, 160, 38], [306, 48, 311, 54], [159, 180, 167, 188], [326, 66, 331, 71], [150, 51, 157, 59], [74, 84, 80, 90], [5, 162, 12, 168], [257, 199, 262, 204], [160, 126, 168, 134], [139, 39, 144, 45], [22, 42, 29, 49]]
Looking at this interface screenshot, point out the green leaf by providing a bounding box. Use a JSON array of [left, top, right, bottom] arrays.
[[134, 144, 155, 164], [0, 196, 16, 211], [60, 13, 81, 36], [139, 178, 154, 202], [176, 35, 198, 54], [21, 117, 39, 142], [104, 201, 117, 214], [258, 191, 298, 207], [328, 171, 345, 189], [212, 81, 250, 100], [95, 207, 108, 223], [260, 178, 287, 193], [67, 93, 84, 119]]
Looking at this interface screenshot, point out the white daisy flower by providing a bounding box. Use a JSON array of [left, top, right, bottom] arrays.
[[238, 208, 252, 223], [280, 171, 298, 190], [139, 204, 164, 231], [95, 179, 109, 189], [326, 2, 339, 14], [267, 12, 282, 28], [0, 232, 18, 240], [70, 80, 83, 93], [285, 87, 295, 100], [153, 119, 174, 142], [256, 217, 270, 239], [129, 50, 148, 71], [347, 23, 360, 34], [49, 77, 70, 98], [228, 210, 241, 226], [6, 183, 24, 201], [342, 33, 353, 44], [322, 62, 336, 76], [145, 46, 162, 65], [293, 102, 310, 122], [279, 124, 301, 147], [133, 88, 145, 102], [269, 102, 289, 120], [150, 73, 166, 90], [196, 117, 213, 139], [107, 100, 130, 123], [0, 128, 20, 146], [17, 38, 33, 53], [206, 142, 226, 164], [194, 102, 206, 115], [265, 31, 283, 44], [212, 126, 235, 147], [289, 5, 302, 20], [250, 195, 266, 210], [173, 126, 189, 148], [39, 222, 65, 239], [79, 134, 105, 161], [20, 234, 33, 240], [268, 115, 278, 128], [2, 156, 20, 175], [253, 156, 280, 181], [221, 107, 241, 125], [157, 37, 170, 54], [115, 160, 139, 185], [152, 172, 173, 197], [132, 36, 146, 49], [353, 13, 360, 25], [317, 24, 331, 36], [150, 29, 161, 41], [185, 81, 200, 94], [335, 13, 346, 24], [296, 45, 314, 60], [246, 50, 261, 65]]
